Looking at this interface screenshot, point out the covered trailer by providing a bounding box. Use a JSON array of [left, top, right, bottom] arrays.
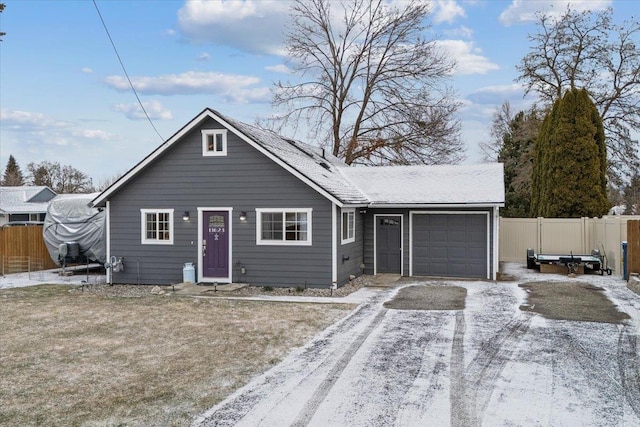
[[43, 193, 106, 266]]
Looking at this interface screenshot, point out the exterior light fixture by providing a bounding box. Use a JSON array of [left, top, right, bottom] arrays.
[[182, 211, 190, 221], [240, 211, 247, 221]]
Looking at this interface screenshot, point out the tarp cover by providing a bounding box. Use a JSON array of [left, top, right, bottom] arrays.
[[43, 193, 106, 265]]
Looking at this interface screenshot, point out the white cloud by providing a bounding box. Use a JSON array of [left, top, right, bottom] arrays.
[[104, 71, 270, 102], [177, 0, 290, 56], [437, 40, 500, 75], [465, 83, 526, 105], [265, 64, 290, 74], [0, 109, 115, 145], [165, 28, 177, 36], [71, 129, 113, 140], [443, 25, 473, 39], [433, 0, 466, 24], [196, 52, 211, 62], [81, 67, 93, 74], [112, 100, 174, 121], [499, 0, 612, 26], [0, 109, 70, 131]]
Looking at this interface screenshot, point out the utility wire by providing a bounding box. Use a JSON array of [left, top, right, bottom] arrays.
[[92, 0, 164, 141]]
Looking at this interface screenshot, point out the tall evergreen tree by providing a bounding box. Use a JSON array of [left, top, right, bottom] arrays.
[[498, 109, 542, 217], [2, 155, 25, 186], [531, 88, 609, 218]]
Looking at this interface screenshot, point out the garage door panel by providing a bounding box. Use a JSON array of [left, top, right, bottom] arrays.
[[449, 231, 466, 242], [468, 247, 485, 258], [412, 213, 487, 278], [448, 247, 467, 259], [431, 230, 448, 243]]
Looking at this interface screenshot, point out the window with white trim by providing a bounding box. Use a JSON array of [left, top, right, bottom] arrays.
[[341, 209, 355, 244], [202, 129, 227, 156], [141, 209, 174, 244], [256, 208, 312, 245]]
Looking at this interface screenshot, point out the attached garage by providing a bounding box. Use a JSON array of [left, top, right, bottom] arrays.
[[411, 212, 489, 278], [343, 164, 504, 280]]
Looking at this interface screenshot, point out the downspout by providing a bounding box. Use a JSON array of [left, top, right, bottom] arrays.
[[105, 200, 111, 284], [331, 203, 337, 289], [493, 206, 500, 280], [361, 208, 366, 275]]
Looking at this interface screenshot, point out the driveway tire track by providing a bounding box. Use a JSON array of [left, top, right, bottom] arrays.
[[195, 290, 394, 427], [291, 307, 389, 426], [450, 311, 468, 427], [618, 326, 640, 418], [452, 314, 532, 426]]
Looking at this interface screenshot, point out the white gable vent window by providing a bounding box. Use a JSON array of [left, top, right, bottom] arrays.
[[202, 129, 227, 156]]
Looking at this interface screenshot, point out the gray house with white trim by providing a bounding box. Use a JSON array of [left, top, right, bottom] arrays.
[[91, 108, 504, 287]]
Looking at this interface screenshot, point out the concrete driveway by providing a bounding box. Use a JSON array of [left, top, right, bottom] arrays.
[[194, 265, 640, 426]]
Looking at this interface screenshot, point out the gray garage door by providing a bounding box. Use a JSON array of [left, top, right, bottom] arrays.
[[412, 213, 487, 278]]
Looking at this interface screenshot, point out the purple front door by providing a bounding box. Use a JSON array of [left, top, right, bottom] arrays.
[[202, 210, 229, 278]]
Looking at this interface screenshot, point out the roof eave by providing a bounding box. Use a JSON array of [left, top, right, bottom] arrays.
[[366, 202, 505, 208]]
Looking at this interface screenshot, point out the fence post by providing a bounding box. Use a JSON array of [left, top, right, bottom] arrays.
[[538, 217, 543, 253]]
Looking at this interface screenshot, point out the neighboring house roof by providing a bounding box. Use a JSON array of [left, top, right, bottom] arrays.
[[91, 108, 505, 208], [0, 186, 57, 214], [341, 163, 505, 207]]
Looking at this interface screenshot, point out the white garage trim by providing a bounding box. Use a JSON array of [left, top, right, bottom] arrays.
[[409, 211, 490, 279]]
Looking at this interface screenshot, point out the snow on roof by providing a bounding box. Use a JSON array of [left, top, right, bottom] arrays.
[[340, 163, 505, 206], [218, 112, 370, 205], [91, 108, 505, 208], [0, 186, 56, 214]]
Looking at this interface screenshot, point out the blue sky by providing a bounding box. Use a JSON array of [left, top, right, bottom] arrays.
[[0, 0, 633, 186]]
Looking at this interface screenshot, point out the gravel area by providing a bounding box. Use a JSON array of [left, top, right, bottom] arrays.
[[69, 275, 376, 298]]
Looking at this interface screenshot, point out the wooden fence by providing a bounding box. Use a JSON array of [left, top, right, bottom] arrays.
[[628, 220, 640, 278], [0, 225, 58, 274], [499, 216, 640, 275]]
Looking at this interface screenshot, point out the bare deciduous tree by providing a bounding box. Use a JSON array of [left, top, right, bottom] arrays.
[[516, 6, 640, 183], [272, 0, 463, 165], [27, 161, 92, 194], [480, 101, 513, 162]]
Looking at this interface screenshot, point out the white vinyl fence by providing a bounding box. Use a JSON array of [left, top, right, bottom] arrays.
[[499, 216, 640, 274]]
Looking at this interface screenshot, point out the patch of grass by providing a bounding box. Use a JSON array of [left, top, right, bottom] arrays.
[[384, 285, 467, 310], [0, 284, 353, 426], [519, 281, 630, 323], [262, 286, 274, 292]]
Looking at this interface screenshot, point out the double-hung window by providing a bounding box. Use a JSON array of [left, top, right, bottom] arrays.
[[141, 209, 174, 244], [256, 208, 312, 245], [341, 209, 355, 244], [202, 129, 227, 156]]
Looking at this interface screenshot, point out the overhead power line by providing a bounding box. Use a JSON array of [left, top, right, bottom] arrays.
[[92, 0, 164, 141]]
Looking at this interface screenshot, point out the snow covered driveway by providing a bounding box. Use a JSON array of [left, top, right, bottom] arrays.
[[194, 265, 640, 426]]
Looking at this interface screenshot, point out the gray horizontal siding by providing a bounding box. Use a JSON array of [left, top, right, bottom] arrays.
[[108, 116, 333, 287], [363, 207, 496, 279], [336, 206, 365, 285]]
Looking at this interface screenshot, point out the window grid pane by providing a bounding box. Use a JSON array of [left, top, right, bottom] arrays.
[[146, 213, 157, 239], [285, 212, 307, 241], [261, 212, 283, 240], [158, 212, 170, 240], [215, 133, 224, 152], [348, 212, 354, 239]]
